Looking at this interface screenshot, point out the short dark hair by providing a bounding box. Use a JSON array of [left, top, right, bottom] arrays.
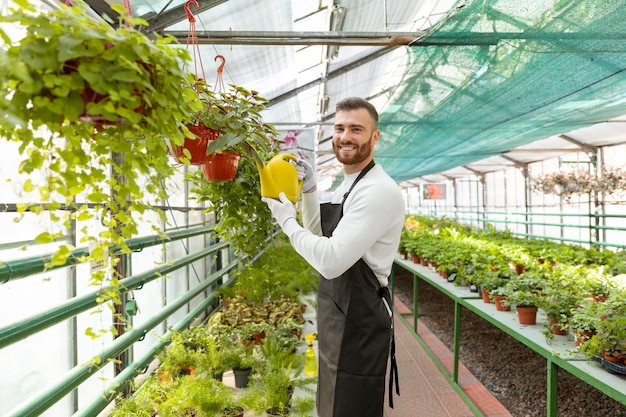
[[336, 97, 378, 130]]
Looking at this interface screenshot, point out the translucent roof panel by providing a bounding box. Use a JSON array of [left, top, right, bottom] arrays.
[[76, 0, 626, 190]]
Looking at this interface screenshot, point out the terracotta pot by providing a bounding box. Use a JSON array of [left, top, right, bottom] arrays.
[[547, 315, 568, 335], [201, 152, 241, 181], [420, 259, 428, 266], [480, 288, 491, 303], [493, 295, 510, 311], [603, 354, 623, 363], [516, 306, 538, 325], [168, 125, 221, 164], [592, 294, 608, 303], [411, 255, 420, 263], [572, 329, 595, 347]]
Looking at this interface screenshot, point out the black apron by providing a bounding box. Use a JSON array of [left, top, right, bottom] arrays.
[[316, 160, 399, 417]]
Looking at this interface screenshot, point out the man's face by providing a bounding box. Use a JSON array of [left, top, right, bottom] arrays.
[[332, 108, 379, 171]]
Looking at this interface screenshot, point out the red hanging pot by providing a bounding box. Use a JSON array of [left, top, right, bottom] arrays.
[[201, 151, 241, 181], [168, 125, 221, 164]]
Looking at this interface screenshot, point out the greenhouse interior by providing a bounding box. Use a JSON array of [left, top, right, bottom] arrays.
[[2, 0, 626, 416]]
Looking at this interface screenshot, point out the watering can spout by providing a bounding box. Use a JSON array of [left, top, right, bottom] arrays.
[[258, 153, 303, 204]]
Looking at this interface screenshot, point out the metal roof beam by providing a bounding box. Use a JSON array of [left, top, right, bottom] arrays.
[[268, 46, 397, 106], [83, 0, 119, 22], [559, 134, 597, 155], [145, 0, 229, 34], [166, 31, 421, 46]]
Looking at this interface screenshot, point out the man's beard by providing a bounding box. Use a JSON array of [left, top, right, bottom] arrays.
[[333, 135, 373, 165]]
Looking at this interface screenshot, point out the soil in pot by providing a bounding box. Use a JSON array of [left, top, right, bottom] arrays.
[[221, 405, 245, 417], [266, 406, 290, 416]]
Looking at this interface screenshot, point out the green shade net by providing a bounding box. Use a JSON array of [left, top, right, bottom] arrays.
[[377, 0, 626, 183]]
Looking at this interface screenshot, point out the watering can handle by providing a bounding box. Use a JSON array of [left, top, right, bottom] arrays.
[[280, 153, 298, 163]]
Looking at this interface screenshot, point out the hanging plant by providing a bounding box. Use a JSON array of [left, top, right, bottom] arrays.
[[0, 1, 199, 297], [531, 166, 626, 202], [188, 152, 277, 257]]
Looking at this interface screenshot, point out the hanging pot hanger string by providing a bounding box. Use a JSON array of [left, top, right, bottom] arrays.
[[183, 0, 206, 86], [214, 55, 226, 92]]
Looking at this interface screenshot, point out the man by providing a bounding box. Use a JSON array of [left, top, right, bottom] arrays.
[[263, 97, 405, 417]]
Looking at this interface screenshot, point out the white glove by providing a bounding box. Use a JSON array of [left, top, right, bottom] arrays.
[[262, 192, 297, 229], [296, 159, 316, 193]]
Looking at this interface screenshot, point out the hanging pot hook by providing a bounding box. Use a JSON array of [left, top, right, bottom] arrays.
[[184, 0, 199, 22], [215, 55, 226, 73]]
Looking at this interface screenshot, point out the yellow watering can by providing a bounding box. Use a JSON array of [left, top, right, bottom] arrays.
[[257, 153, 303, 204]]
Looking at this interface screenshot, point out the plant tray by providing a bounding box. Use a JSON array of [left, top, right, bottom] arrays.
[[594, 355, 626, 376]]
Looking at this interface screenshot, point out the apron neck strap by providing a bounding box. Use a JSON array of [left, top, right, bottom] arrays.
[[341, 160, 376, 204]]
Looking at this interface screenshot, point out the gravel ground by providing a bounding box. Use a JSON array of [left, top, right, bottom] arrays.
[[393, 267, 626, 417]]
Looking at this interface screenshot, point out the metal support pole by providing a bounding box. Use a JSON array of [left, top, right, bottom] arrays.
[[413, 273, 419, 333], [547, 358, 558, 417], [453, 301, 461, 383]]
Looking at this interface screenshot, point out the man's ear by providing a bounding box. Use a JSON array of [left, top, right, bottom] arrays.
[[372, 129, 381, 145]]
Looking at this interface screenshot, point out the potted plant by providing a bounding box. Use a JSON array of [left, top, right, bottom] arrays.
[[569, 300, 601, 347], [156, 374, 236, 417], [501, 273, 544, 325], [110, 374, 171, 417], [537, 270, 584, 336], [0, 2, 199, 297], [176, 81, 279, 180], [242, 335, 316, 416], [579, 290, 626, 363]]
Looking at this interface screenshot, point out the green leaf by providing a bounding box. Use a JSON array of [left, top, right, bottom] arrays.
[[34, 232, 55, 244]]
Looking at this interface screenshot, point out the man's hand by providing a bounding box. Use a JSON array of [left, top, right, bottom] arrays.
[[262, 192, 297, 229], [296, 159, 316, 193]]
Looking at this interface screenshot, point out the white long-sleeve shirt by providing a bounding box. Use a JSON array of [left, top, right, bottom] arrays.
[[282, 165, 405, 287]]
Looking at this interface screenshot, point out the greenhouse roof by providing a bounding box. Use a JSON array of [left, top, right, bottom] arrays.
[[60, 0, 626, 189]]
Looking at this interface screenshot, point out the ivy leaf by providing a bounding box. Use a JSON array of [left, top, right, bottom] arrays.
[[34, 232, 55, 244]]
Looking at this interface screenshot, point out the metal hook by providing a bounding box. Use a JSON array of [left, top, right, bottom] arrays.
[[215, 55, 226, 73], [184, 0, 199, 22]]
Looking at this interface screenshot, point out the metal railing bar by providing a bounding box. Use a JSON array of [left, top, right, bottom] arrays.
[[0, 241, 227, 349], [4, 257, 239, 417], [0, 225, 214, 284]]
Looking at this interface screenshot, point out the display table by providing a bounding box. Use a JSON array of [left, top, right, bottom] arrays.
[[393, 257, 626, 417]]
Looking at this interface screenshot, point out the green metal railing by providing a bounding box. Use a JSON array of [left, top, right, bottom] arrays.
[[421, 209, 626, 249], [0, 225, 213, 284], [0, 225, 256, 417]]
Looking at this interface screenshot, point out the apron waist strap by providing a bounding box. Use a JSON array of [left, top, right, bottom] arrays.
[[378, 287, 400, 408]]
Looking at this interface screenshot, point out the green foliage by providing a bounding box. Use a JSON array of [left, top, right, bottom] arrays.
[[242, 334, 316, 416], [157, 374, 234, 417], [221, 236, 318, 302], [0, 2, 198, 298], [188, 155, 276, 257], [109, 375, 169, 417], [158, 326, 226, 376]]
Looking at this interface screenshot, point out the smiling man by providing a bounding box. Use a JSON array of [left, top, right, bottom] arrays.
[[263, 97, 405, 417]]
